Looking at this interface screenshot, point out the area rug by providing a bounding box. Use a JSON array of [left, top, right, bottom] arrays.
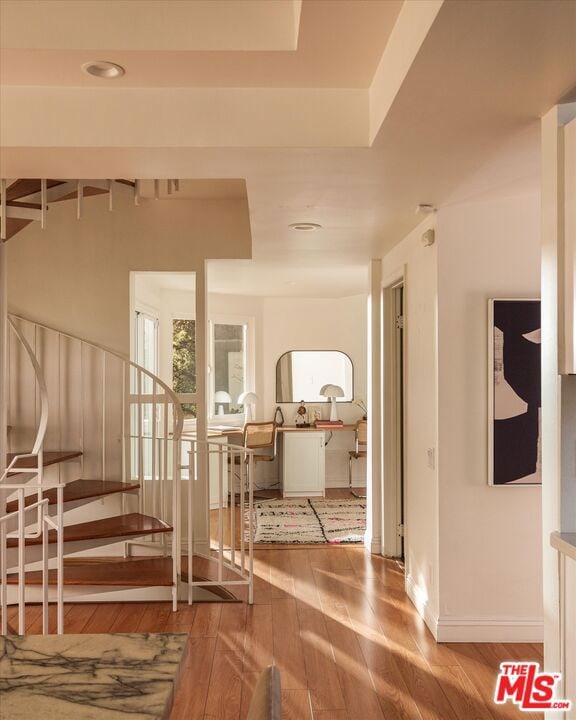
[[250, 498, 366, 544]]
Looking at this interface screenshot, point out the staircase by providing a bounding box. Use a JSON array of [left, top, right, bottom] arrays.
[[0, 178, 180, 241], [0, 180, 255, 636], [1, 314, 255, 635]]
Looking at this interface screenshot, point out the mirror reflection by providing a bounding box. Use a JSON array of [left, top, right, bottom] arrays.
[[276, 351, 353, 403]]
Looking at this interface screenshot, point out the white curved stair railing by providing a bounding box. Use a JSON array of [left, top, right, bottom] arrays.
[[2, 314, 255, 634], [1, 319, 56, 635]]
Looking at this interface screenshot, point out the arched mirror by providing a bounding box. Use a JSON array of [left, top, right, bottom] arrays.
[[276, 351, 353, 403]]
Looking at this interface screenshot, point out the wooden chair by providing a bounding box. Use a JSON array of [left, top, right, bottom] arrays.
[[348, 419, 367, 498], [243, 421, 277, 464], [231, 421, 277, 499], [246, 666, 282, 720]]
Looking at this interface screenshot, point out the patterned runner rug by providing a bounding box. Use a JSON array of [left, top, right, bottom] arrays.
[[251, 498, 366, 544]]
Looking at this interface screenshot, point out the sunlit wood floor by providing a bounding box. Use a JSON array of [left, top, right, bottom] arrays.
[[8, 547, 543, 720]]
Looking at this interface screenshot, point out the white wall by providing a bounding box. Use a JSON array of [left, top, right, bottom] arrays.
[[261, 295, 367, 487], [380, 179, 543, 641], [7, 185, 252, 353], [436, 189, 543, 641], [380, 215, 440, 626]]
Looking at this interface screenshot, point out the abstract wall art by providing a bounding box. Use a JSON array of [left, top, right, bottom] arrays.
[[488, 299, 542, 485]]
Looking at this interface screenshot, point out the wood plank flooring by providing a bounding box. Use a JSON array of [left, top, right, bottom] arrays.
[[6, 547, 543, 720]]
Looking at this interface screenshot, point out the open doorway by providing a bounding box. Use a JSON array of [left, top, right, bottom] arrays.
[[383, 280, 406, 560]]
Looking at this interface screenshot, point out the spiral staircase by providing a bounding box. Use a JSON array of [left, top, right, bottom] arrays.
[[0, 180, 255, 636]]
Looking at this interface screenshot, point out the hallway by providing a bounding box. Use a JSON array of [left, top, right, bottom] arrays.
[[8, 547, 543, 719]]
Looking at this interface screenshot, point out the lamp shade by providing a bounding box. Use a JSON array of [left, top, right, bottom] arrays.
[[319, 384, 344, 422], [214, 390, 232, 416], [238, 391, 258, 422], [214, 391, 232, 403], [238, 391, 259, 405], [319, 384, 344, 398]]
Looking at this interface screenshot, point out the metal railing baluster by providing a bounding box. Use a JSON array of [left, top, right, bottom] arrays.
[[101, 351, 106, 481], [18, 489, 25, 635], [218, 446, 224, 582], [42, 503, 48, 634]]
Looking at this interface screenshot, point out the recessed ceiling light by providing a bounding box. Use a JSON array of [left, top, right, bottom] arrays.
[[289, 222, 322, 231], [82, 61, 125, 79]]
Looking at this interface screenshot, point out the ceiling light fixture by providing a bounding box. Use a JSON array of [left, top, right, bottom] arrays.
[[82, 61, 125, 79], [289, 222, 322, 231], [416, 204, 436, 214]]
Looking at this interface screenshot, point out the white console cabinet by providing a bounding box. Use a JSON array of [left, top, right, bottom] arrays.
[[281, 430, 325, 497]]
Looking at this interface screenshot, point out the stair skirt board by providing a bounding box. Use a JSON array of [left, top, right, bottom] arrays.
[[5, 584, 239, 604]]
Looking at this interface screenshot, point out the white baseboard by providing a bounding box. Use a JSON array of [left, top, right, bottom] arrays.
[[364, 535, 381, 553], [405, 574, 543, 643], [435, 616, 544, 643], [405, 573, 439, 639], [253, 477, 365, 491], [325, 478, 366, 489]]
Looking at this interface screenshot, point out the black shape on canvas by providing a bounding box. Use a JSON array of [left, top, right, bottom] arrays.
[[492, 300, 541, 485], [494, 301, 541, 407], [494, 407, 539, 484]]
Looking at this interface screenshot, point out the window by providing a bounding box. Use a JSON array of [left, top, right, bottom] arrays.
[[209, 317, 254, 420], [133, 310, 159, 478], [166, 314, 253, 422], [134, 311, 158, 386], [212, 322, 245, 416], [172, 318, 196, 418]]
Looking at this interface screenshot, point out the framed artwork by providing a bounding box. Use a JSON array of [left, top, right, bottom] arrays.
[[488, 299, 541, 486]]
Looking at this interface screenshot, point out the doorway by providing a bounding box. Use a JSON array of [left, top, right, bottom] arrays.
[[383, 280, 405, 560]]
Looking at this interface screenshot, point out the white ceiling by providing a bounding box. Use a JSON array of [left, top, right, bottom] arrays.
[[1, 1, 401, 88], [2, 0, 576, 299], [1, 1, 303, 52], [135, 272, 197, 294]]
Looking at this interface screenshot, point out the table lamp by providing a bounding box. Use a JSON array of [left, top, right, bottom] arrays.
[[238, 391, 258, 422], [214, 390, 231, 416], [319, 384, 345, 421]]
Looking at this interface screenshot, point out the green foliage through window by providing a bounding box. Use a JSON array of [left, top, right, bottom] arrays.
[[173, 319, 196, 418]]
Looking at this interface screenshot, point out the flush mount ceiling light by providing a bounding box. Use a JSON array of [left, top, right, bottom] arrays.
[[82, 61, 125, 78], [416, 204, 436, 214], [289, 222, 322, 231]]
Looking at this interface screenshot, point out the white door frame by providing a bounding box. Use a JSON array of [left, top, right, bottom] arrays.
[[382, 270, 406, 558], [0, 241, 7, 476]]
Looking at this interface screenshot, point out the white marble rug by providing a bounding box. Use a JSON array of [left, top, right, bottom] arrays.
[[251, 498, 366, 544]]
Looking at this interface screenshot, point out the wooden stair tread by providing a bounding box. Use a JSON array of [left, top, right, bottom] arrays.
[[6, 557, 173, 587], [4, 179, 64, 202], [7, 201, 43, 210], [6, 513, 171, 547], [5, 556, 239, 600], [5, 479, 140, 513], [8, 450, 82, 469]]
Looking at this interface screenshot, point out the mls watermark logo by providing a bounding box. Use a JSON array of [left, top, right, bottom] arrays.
[[494, 662, 572, 712]]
